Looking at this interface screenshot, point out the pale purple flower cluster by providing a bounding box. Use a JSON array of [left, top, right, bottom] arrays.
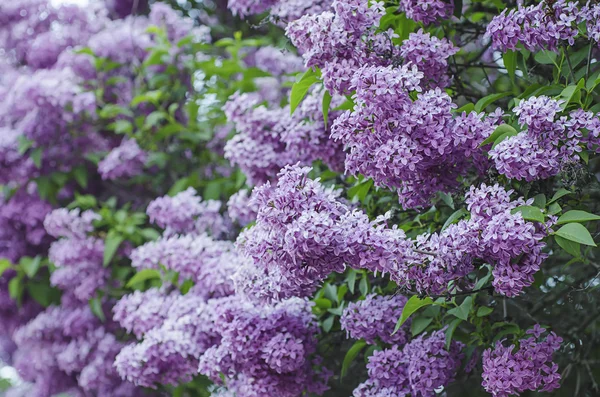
[[98, 138, 148, 181], [354, 329, 464, 397], [482, 325, 562, 397], [340, 294, 410, 345], [146, 187, 229, 238], [490, 96, 598, 181], [486, 0, 581, 52], [0, 186, 52, 262], [228, 0, 332, 21], [398, 0, 454, 25], [399, 29, 458, 89], [227, 188, 259, 226], [198, 297, 331, 397], [331, 65, 497, 208], [223, 87, 344, 185], [13, 303, 143, 397], [47, 209, 109, 303]]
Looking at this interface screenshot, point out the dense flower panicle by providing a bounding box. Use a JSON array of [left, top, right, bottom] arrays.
[[98, 138, 148, 181], [227, 188, 259, 226], [227, 0, 332, 21], [355, 329, 464, 397], [398, 0, 454, 25], [13, 303, 142, 397], [399, 30, 458, 89], [130, 234, 238, 297], [0, 187, 52, 262], [332, 66, 496, 208], [146, 187, 229, 237], [482, 325, 562, 397], [198, 297, 331, 397], [490, 96, 597, 182], [340, 294, 410, 345], [486, 0, 581, 52], [249, 46, 305, 76], [149, 3, 210, 44], [44, 208, 100, 239], [224, 87, 344, 185]]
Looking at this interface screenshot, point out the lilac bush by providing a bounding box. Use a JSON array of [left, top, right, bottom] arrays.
[[1, 0, 599, 396]]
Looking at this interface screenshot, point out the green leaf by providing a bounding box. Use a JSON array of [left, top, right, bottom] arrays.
[[503, 50, 517, 82], [445, 318, 462, 350], [103, 231, 124, 267], [140, 228, 161, 241], [126, 269, 162, 288], [447, 296, 473, 321], [322, 90, 332, 129], [441, 208, 469, 232], [558, 79, 585, 110], [510, 205, 545, 223], [290, 69, 321, 114], [20, 256, 42, 278], [348, 179, 373, 203], [548, 202, 562, 216], [456, 103, 474, 113], [491, 129, 519, 149], [474, 265, 493, 290], [477, 306, 494, 317], [314, 298, 332, 310], [554, 235, 581, 257], [556, 210, 600, 225], [480, 124, 518, 147], [31, 147, 43, 168], [411, 316, 434, 336], [322, 315, 334, 332], [346, 270, 357, 294], [8, 277, 23, 302], [554, 223, 596, 246], [359, 276, 369, 297], [73, 167, 88, 189], [0, 259, 11, 276], [27, 283, 59, 307], [144, 111, 166, 129], [534, 50, 558, 65], [474, 92, 511, 113], [549, 188, 571, 203], [89, 296, 105, 322], [394, 296, 434, 333], [341, 340, 367, 379], [532, 194, 546, 208]]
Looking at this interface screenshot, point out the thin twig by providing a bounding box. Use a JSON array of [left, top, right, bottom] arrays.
[[563, 44, 576, 83]]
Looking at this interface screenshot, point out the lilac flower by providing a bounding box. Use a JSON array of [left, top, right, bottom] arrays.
[[98, 138, 148, 181], [398, 0, 454, 25], [482, 326, 563, 397], [340, 294, 410, 346]]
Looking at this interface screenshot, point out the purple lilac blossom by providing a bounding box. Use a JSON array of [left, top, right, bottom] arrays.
[[98, 138, 148, 181], [482, 325, 562, 397]]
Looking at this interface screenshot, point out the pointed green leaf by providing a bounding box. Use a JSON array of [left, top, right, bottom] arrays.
[[103, 231, 124, 267], [20, 256, 42, 278], [549, 188, 572, 203], [322, 90, 332, 129], [556, 210, 600, 225], [290, 69, 320, 114], [447, 296, 473, 321], [480, 124, 518, 147], [410, 316, 434, 336], [510, 205, 545, 223], [554, 223, 596, 246], [474, 92, 511, 113], [554, 235, 581, 257], [393, 296, 434, 333], [445, 318, 462, 350], [341, 340, 367, 379], [126, 269, 162, 288]]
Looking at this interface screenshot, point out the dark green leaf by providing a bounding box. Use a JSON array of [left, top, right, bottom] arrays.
[[480, 124, 518, 147], [411, 316, 434, 336], [554, 235, 581, 257], [477, 306, 494, 317], [510, 205, 545, 223], [89, 296, 105, 322], [103, 231, 124, 267], [445, 318, 462, 350], [556, 210, 600, 225], [126, 269, 162, 288], [322, 90, 332, 129], [346, 270, 357, 294], [503, 50, 517, 82], [359, 276, 369, 297], [341, 340, 367, 379], [549, 188, 572, 203], [447, 296, 473, 321], [554, 223, 596, 246], [20, 256, 42, 278], [474, 92, 511, 112], [441, 208, 469, 231], [290, 69, 321, 114], [394, 296, 434, 333], [322, 315, 334, 332]]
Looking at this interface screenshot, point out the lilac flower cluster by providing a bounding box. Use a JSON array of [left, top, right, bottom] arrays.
[[227, 188, 259, 226], [198, 297, 331, 397], [46, 208, 108, 303], [146, 187, 230, 238], [331, 64, 497, 208], [13, 302, 143, 397], [228, 0, 332, 22], [482, 325, 562, 397], [354, 329, 464, 397], [98, 138, 148, 181], [223, 87, 344, 185], [486, 0, 581, 52], [490, 96, 600, 181], [398, 0, 454, 25], [340, 294, 410, 345]]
